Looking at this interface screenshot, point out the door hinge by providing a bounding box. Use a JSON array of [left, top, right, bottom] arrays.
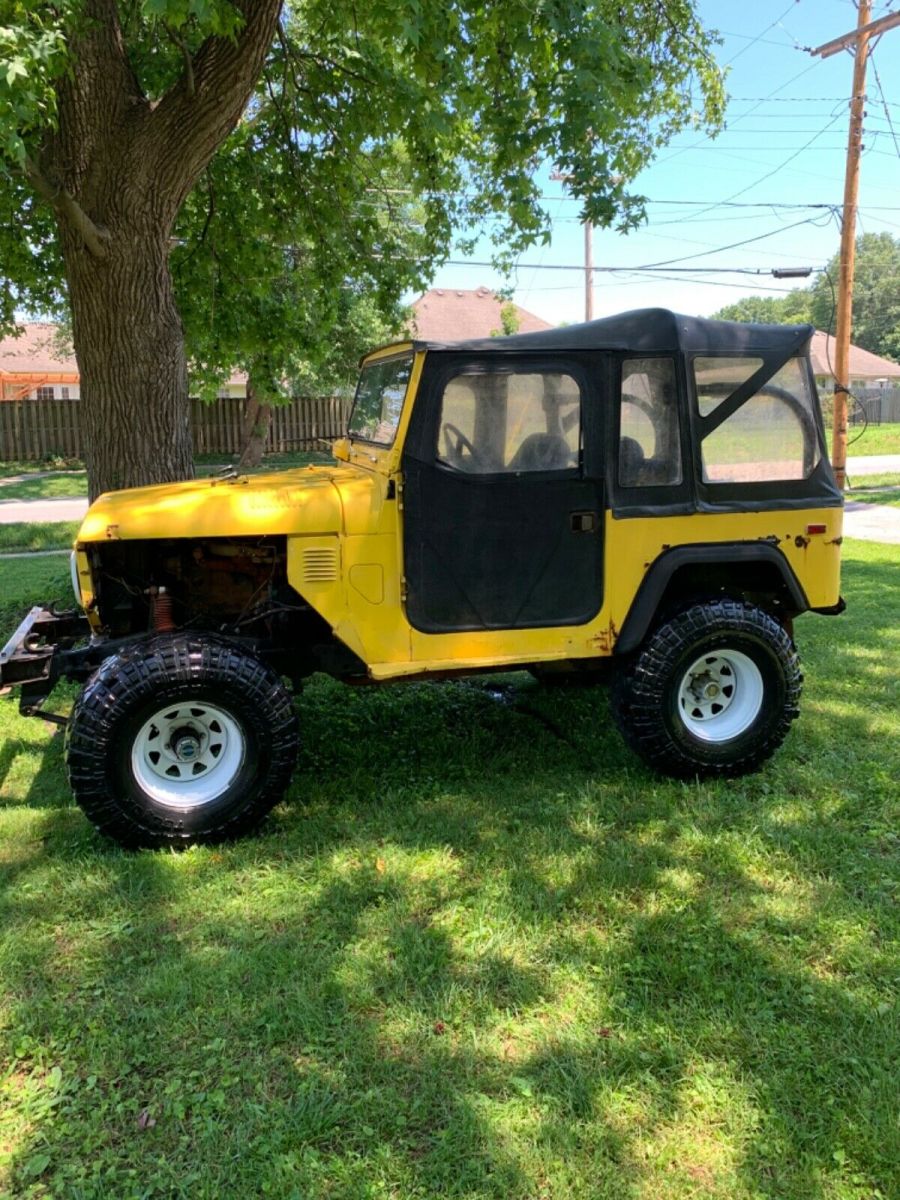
[[400, 576, 408, 602]]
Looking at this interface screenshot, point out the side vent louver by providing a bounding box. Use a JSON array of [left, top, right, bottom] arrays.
[[302, 546, 339, 583]]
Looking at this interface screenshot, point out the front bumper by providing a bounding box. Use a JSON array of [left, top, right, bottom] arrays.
[[0, 606, 91, 722]]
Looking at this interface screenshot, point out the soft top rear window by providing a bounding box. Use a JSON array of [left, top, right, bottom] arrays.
[[693, 356, 822, 483], [349, 354, 413, 445]]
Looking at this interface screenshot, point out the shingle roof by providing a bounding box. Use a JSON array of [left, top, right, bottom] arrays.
[[809, 330, 900, 379], [0, 323, 78, 375], [0, 322, 248, 386], [410, 286, 553, 341]]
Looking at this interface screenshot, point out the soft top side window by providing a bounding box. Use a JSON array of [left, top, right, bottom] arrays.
[[618, 358, 681, 487], [437, 370, 581, 474], [694, 356, 821, 483]]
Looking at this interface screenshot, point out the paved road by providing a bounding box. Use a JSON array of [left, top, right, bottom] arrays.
[[846, 454, 900, 477], [843, 500, 900, 545], [0, 496, 88, 523]]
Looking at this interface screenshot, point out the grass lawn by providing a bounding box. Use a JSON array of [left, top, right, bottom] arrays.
[[0, 543, 897, 1199], [0, 474, 88, 501], [0, 459, 83, 477], [847, 421, 900, 457], [0, 522, 81, 554], [848, 473, 900, 491], [848, 489, 900, 509], [0, 453, 332, 500]]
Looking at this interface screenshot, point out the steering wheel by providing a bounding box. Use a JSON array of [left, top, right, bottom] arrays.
[[442, 422, 484, 468]]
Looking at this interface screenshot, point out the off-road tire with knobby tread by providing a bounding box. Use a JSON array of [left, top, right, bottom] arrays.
[[610, 599, 802, 779], [66, 633, 299, 849]]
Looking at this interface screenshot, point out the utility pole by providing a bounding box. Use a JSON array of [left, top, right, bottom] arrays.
[[550, 170, 595, 322], [584, 219, 594, 321], [811, 3, 900, 489]]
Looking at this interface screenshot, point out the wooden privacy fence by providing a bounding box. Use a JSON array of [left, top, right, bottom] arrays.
[[0, 396, 82, 460], [0, 394, 352, 462], [848, 387, 900, 425]]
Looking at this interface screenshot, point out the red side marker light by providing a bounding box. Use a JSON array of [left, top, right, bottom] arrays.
[[806, 524, 827, 535]]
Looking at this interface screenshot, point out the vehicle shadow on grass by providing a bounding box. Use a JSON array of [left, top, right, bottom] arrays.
[[4, 675, 896, 1198], [3, 550, 897, 1196], [0, 721, 69, 812]]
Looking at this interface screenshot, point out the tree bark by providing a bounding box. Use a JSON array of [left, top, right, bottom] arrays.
[[237, 382, 273, 471], [63, 223, 192, 499], [36, 0, 283, 500]]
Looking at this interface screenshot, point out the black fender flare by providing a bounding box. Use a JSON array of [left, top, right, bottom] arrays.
[[614, 542, 809, 655]]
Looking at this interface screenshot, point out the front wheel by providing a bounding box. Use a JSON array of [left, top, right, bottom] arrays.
[[66, 634, 299, 849], [610, 600, 802, 779]]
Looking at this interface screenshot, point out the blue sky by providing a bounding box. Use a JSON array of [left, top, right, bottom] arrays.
[[425, 0, 900, 323]]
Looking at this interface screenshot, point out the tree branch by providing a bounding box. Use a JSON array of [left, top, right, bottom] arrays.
[[22, 155, 111, 259], [148, 0, 283, 212], [164, 24, 195, 96]]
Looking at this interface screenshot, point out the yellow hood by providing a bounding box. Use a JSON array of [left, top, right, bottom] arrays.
[[77, 465, 368, 543]]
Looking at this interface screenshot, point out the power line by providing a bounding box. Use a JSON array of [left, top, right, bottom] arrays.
[[524, 274, 809, 294], [635, 215, 831, 269], [655, 56, 828, 167], [720, 3, 806, 62], [679, 111, 848, 222], [869, 50, 900, 159], [437, 258, 814, 276]]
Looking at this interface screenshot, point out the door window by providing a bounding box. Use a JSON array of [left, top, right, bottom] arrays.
[[437, 371, 581, 473], [618, 358, 681, 487]]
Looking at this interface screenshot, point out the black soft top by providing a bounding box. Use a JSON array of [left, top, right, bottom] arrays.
[[408, 307, 814, 357]]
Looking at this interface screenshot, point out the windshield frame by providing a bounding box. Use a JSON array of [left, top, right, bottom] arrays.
[[348, 351, 414, 448]]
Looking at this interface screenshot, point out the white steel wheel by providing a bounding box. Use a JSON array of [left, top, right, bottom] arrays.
[[131, 701, 246, 808], [675, 649, 764, 744]]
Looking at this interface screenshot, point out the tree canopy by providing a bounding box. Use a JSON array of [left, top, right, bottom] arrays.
[[0, 0, 726, 495], [711, 233, 900, 363]]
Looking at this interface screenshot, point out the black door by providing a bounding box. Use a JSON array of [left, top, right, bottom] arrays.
[[402, 355, 604, 633]]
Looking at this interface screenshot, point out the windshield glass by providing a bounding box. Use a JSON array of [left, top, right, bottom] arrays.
[[349, 354, 413, 445]]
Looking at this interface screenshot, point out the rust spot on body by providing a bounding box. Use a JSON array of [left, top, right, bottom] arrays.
[[590, 618, 619, 655]]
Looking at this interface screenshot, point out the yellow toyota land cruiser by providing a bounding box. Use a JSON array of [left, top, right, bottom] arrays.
[[1, 309, 844, 848]]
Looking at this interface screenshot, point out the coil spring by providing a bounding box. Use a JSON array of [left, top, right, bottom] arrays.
[[151, 587, 175, 632]]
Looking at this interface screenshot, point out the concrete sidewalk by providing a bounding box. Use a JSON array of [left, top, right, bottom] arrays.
[[0, 496, 88, 523], [846, 454, 900, 477], [843, 500, 900, 545]]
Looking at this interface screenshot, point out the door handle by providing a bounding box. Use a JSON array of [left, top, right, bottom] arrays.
[[570, 511, 598, 533]]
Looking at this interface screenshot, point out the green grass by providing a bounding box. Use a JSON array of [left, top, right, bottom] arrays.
[[0, 522, 80, 554], [0, 556, 72, 638], [848, 489, 900, 509], [849, 473, 900, 491], [0, 473, 87, 501], [0, 542, 897, 1200], [847, 421, 900, 457], [0, 457, 83, 477], [0, 453, 332, 499]]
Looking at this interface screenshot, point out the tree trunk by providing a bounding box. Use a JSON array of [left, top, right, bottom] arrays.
[[34, 0, 283, 500], [237, 382, 272, 471], [64, 224, 193, 501]]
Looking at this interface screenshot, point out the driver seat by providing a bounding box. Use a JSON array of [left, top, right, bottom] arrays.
[[507, 433, 572, 472]]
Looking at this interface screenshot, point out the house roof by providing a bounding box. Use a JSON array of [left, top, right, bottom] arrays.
[[410, 286, 553, 341], [0, 323, 78, 376], [0, 321, 247, 387], [809, 330, 900, 379]]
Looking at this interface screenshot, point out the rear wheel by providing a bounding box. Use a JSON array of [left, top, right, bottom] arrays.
[[66, 633, 299, 849], [611, 599, 801, 778]]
